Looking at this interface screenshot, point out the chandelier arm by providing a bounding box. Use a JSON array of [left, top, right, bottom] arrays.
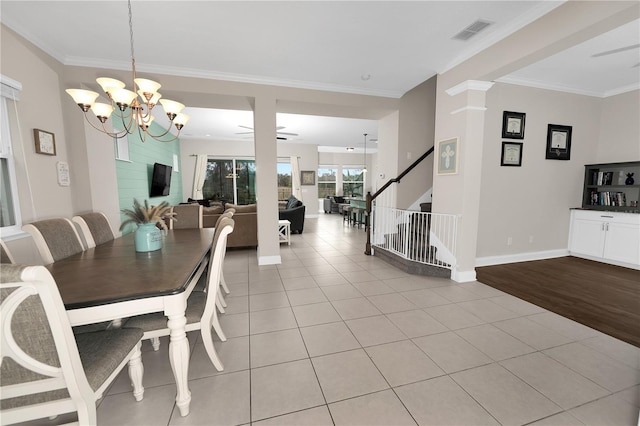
[[113, 107, 138, 136], [82, 112, 128, 139], [143, 125, 180, 142]]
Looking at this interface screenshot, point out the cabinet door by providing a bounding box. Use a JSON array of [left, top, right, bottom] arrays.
[[569, 218, 605, 257], [603, 221, 640, 265]]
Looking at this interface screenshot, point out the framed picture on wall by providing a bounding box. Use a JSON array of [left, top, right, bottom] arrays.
[[501, 111, 526, 139], [545, 124, 572, 160], [301, 170, 315, 185], [501, 142, 523, 166], [34, 129, 56, 155], [437, 137, 458, 175]]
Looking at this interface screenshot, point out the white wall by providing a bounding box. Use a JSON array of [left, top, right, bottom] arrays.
[[396, 76, 437, 209], [477, 83, 603, 259], [597, 90, 640, 163]]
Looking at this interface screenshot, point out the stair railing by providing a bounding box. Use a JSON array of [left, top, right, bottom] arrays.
[[365, 147, 434, 255]]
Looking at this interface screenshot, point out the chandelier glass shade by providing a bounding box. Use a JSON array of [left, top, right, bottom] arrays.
[[65, 0, 189, 142]]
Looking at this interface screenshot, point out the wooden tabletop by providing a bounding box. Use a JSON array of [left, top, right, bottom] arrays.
[[46, 228, 215, 310]]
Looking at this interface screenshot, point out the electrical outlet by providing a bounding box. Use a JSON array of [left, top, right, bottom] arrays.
[[529, 235, 534, 244], [507, 237, 512, 246]]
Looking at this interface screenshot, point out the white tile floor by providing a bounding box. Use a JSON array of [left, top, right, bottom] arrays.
[[47, 214, 640, 425]]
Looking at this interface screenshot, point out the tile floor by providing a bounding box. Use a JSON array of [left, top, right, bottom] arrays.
[[55, 214, 640, 424]]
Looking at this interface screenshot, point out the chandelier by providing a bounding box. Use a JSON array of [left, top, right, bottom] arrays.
[[65, 0, 189, 142]]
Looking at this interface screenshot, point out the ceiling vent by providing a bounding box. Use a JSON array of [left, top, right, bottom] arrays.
[[452, 19, 493, 41]]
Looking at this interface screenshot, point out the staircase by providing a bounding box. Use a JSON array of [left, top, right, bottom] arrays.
[[371, 205, 456, 277], [364, 149, 459, 277]]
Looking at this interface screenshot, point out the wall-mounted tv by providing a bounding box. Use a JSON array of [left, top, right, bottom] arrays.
[[150, 162, 172, 197]]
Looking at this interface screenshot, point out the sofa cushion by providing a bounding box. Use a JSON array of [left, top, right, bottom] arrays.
[[203, 204, 224, 214], [286, 196, 303, 210], [187, 198, 210, 207], [224, 203, 256, 213]]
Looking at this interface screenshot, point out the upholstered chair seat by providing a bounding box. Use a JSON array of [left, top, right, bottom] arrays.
[[72, 212, 116, 249], [22, 218, 84, 264]]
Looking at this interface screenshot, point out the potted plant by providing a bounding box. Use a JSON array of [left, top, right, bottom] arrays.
[[120, 199, 175, 252]]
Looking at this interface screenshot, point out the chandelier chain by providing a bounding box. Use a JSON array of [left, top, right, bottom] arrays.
[[128, 0, 137, 80]]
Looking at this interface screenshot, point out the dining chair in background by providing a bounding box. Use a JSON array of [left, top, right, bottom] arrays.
[[212, 209, 235, 313], [126, 218, 235, 371], [0, 264, 145, 425], [72, 212, 116, 249], [22, 218, 85, 264], [1, 239, 15, 264], [169, 204, 203, 229]]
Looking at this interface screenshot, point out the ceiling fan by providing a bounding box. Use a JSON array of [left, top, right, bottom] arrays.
[[591, 43, 640, 68], [235, 125, 298, 140]]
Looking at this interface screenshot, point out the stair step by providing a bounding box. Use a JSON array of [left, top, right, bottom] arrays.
[[372, 246, 450, 278]]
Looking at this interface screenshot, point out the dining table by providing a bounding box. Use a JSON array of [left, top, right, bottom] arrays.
[[45, 227, 215, 417]]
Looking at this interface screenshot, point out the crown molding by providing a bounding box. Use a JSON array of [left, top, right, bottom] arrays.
[[63, 58, 405, 99], [446, 80, 494, 96], [496, 75, 639, 98]]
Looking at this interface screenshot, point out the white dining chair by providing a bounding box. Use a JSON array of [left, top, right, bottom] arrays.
[[72, 212, 116, 249], [22, 218, 85, 264], [126, 218, 234, 371], [0, 264, 145, 425], [209, 210, 235, 313], [169, 204, 203, 229]]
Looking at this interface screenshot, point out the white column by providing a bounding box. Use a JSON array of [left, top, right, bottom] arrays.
[[253, 93, 281, 265], [435, 80, 494, 282]]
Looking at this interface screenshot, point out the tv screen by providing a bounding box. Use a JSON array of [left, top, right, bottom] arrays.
[[150, 162, 172, 197]]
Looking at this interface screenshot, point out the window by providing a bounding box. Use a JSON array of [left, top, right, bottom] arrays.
[[343, 167, 365, 197], [318, 166, 337, 198], [0, 76, 23, 236], [115, 136, 130, 161], [277, 162, 292, 200], [202, 158, 256, 205]]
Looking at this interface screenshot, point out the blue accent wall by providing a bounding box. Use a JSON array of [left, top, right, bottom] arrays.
[[116, 122, 183, 234]]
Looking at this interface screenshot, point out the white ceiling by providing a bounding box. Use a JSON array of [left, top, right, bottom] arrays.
[[2, 1, 638, 153]]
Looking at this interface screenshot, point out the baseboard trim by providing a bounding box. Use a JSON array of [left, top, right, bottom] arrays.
[[258, 255, 282, 265], [476, 249, 569, 267]]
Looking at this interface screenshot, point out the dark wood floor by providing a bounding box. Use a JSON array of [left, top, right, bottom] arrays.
[[476, 256, 640, 348]]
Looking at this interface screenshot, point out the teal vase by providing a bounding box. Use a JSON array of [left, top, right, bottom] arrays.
[[134, 223, 162, 252]]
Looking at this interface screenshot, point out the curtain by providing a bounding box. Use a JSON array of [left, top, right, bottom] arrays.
[[291, 156, 302, 202], [192, 154, 208, 199]]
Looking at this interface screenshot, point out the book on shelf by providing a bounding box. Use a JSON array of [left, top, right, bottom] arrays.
[[591, 191, 627, 206]]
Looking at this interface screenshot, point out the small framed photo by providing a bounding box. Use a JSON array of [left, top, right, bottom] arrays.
[[437, 137, 458, 175], [501, 142, 523, 167], [301, 170, 315, 185], [34, 129, 56, 155], [501, 111, 526, 139], [545, 124, 572, 160]]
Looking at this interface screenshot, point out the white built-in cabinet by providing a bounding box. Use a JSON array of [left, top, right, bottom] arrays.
[[569, 209, 640, 269]]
